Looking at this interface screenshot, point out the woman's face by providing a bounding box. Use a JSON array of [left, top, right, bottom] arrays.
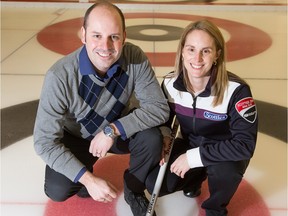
[[182, 29, 220, 79]]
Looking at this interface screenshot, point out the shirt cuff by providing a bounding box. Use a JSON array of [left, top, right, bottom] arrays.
[[113, 120, 127, 140], [74, 167, 87, 183], [186, 147, 204, 168]]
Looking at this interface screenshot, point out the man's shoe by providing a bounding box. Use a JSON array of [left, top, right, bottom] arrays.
[[76, 186, 91, 198], [124, 183, 156, 216], [183, 187, 201, 198]]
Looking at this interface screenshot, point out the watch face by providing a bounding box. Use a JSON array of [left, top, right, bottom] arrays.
[[104, 125, 114, 137]]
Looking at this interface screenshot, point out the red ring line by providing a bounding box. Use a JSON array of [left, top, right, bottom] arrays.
[[37, 13, 272, 67], [44, 154, 270, 216]]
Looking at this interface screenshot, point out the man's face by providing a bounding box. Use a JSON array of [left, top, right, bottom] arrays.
[[81, 6, 126, 74]]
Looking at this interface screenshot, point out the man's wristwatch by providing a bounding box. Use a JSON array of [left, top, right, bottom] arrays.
[[103, 125, 117, 139]]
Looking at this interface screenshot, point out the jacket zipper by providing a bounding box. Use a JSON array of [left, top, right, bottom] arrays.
[[192, 95, 197, 134]]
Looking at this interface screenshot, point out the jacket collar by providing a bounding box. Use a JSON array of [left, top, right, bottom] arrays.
[[173, 71, 212, 97]]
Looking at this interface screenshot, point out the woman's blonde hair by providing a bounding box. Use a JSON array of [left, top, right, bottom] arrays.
[[173, 19, 228, 107]]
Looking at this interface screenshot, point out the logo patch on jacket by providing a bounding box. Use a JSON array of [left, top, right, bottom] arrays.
[[204, 111, 228, 121], [235, 97, 257, 123]]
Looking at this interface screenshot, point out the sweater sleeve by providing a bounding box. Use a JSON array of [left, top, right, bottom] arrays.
[[116, 44, 170, 138], [33, 70, 86, 182]]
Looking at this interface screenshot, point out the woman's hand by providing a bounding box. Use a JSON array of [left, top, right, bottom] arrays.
[[170, 153, 190, 178]]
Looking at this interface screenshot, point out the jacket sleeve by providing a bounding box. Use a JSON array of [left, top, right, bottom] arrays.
[[199, 84, 258, 166]]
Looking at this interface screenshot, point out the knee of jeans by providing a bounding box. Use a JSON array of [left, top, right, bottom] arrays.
[[44, 185, 71, 202], [139, 128, 162, 151]]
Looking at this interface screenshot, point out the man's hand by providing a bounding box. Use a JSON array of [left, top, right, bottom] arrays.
[[79, 171, 118, 202], [89, 130, 114, 158]]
